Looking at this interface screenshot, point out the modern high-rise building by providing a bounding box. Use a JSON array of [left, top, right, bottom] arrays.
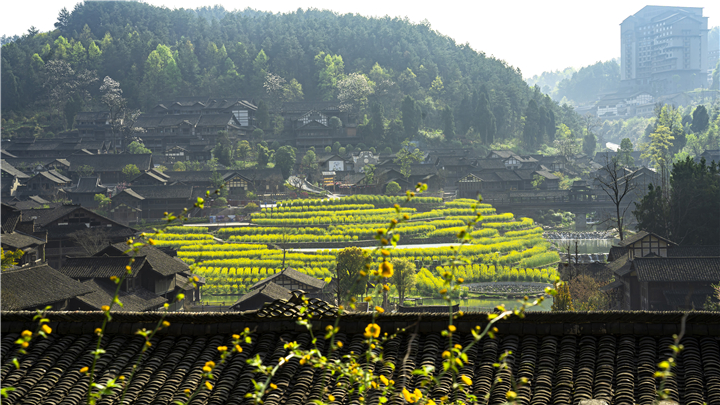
[[620, 6, 709, 93]]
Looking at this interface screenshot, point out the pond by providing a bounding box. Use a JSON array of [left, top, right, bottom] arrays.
[[421, 297, 553, 312], [550, 238, 613, 254]]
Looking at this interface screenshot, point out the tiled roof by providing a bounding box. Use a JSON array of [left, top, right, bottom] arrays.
[[70, 177, 107, 193], [19, 205, 79, 227], [2, 311, 720, 405], [60, 256, 147, 278], [0, 232, 45, 249], [1, 160, 30, 179], [1, 203, 22, 233], [608, 246, 628, 262], [609, 253, 632, 277], [668, 245, 720, 257], [100, 243, 190, 277], [68, 154, 153, 172], [122, 185, 194, 199], [1, 264, 94, 310], [633, 257, 720, 282], [397, 304, 459, 313], [48, 170, 72, 182], [618, 231, 676, 247], [250, 267, 326, 290], [34, 171, 68, 184], [76, 279, 167, 312], [230, 282, 292, 310], [255, 290, 337, 318]]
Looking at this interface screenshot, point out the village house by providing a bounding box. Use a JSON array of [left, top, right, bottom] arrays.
[[249, 267, 328, 299], [19, 204, 136, 269], [67, 153, 153, 183], [1, 159, 30, 198], [2, 137, 107, 159], [280, 101, 355, 149], [603, 231, 720, 310], [1, 264, 94, 310], [19, 170, 72, 200], [65, 177, 110, 207], [111, 184, 196, 220], [1, 203, 47, 267]]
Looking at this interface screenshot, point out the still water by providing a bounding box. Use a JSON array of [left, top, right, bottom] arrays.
[[422, 297, 553, 312], [550, 238, 613, 254]]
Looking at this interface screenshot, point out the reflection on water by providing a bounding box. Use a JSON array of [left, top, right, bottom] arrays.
[[551, 239, 613, 254], [422, 297, 553, 312]]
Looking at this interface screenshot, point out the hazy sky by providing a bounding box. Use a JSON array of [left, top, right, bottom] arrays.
[[2, 0, 718, 78]]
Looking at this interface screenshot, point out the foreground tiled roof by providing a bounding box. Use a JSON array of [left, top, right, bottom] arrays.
[[2, 311, 720, 405], [60, 256, 147, 278], [1, 265, 94, 310]]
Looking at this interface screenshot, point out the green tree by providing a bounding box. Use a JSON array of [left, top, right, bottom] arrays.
[[173, 161, 186, 171], [300, 149, 319, 181], [554, 124, 578, 159], [212, 131, 234, 166], [256, 144, 272, 168], [363, 164, 376, 185], [236, 140, 251, 161], [127, 141, 151, 154], [551, 281, 574, 311], [616, 138, 635, 167], [140, 44, 181, 108], [122, 164, 140, 182], [314, 52, 344, 101], [633, 183, 670, 239], [475, 90, 496, 144], [334, 247, 368, 305], [642, 125, 674, 190], [390, 258, 416, 304], [385, 181, 401, 195], [393, 139, 424, 184], [94, 193, 111, 211], [582, 130, 596, 156], [275, 145, 296, 178], [691, 105, 710, 134], [77, 165, 94, 177], [523, 99, 541, 149], [401, 96, 421, 139], [255, 100, 270, 131], [442, 106, 455, 141]]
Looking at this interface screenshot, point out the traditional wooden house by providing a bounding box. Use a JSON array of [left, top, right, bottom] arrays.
[[65, 177, 109, 207], [129, 169, 170, 186], [1, 203, 47, 267], [281, 102, 354, 148], [249, 267, 327, 298], [68, 153, 153, 183], [1, 264, 94, 310], [20, 204, 136, 269], [1, 159, 30, 198], [230, 282, 292, 311], [74, 111, 113, 140], [2, 138, 107, 159], [21, 171, 71, 200], [111, 185, 195, 220]]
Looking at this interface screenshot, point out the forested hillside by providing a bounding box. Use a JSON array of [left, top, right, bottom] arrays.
[[2, 2, 581, 151]]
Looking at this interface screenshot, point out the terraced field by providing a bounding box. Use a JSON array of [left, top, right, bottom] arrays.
[[154, 197, 560, 297]]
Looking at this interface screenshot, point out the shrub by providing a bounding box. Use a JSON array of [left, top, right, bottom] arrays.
[[243, 203, 260, 213]]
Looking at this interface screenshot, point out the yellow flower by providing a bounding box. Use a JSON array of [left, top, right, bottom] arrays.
[[184, 389, 191, 395], [381, 249, 390, 256], [442, 350, 450, 359], [21, 330, 32, 338], [364, 296, 372, 302], [270, 383, 277, 390], [101, 305, 110, 312], [232, 334, 240, 340], [205, 381, 213, 390], [375, 306, 384, 314], [235, 344, 243, 353], [41, 324, 52, 334], [110, 276, 118, 282], [439, 288, 447, 294], [380, 375, 389, 386], [402, 388, 423, 403], [364, 323, 381, 338], [118, 375, 124, 380], [125, 265, 132, 273], [145, 341, 152, 347], [461, 375, 472, 385], [336, 341, 343, 348], [506, 390, 517, 400], [203, 366, 212, 373], [148, 238, 156, 245], [457, 277, 464, 283], [94, 328, 102, 335], [383, 284, 390, 291], [328, 394, 336, 402], [162, 321, 170, 328], [217, 346, 228, 352], [454, 344, 462, 349], [21, 341, 29, 348], [427, 400, 436, 405], [448, 325, 456, 333], [379, 261, 393, 278], [80, 367, 89, 373], [205, 361, 215, 368]]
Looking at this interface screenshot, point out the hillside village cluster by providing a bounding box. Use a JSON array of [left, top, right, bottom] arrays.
[[2, 5, 720, 405]]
